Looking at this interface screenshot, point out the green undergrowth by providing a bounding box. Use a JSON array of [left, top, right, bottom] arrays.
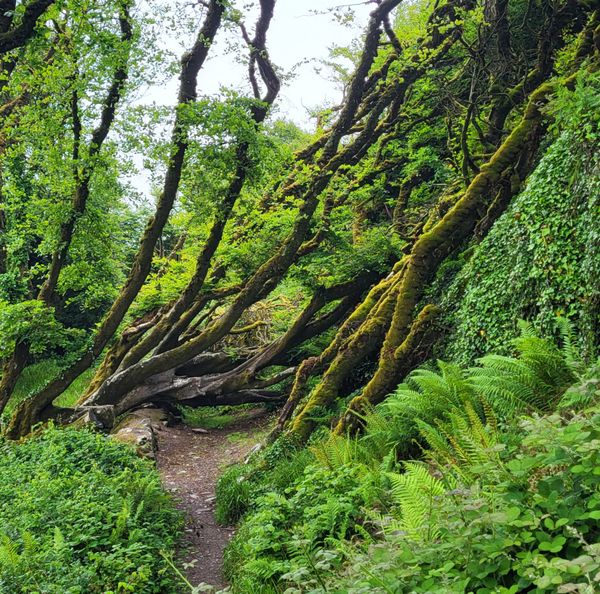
[[181, 404, 263, 431], [0, 426, 182, 593], [215, 435, 314, 527], [219, 327, 600, 593]]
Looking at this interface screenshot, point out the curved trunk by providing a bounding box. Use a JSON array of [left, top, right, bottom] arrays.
[[6, 0, 226, 431], [0, 2, 134, 416], [288, 273, 404, 440], [74, 275, 378, 427], [351, 81, 556, 408]]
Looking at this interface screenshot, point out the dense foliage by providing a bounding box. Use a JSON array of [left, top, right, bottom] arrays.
[[0, 0, 595, 443], [0, 427, 181, 593], [0, 0, 599, 591], [221, 330, 600, 593], [441, 71, 600, 364]]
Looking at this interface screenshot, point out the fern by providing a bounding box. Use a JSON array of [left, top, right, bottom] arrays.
[[469, 363, 547, 414], [352, 405, 413, 467], [417, 404, 503, 483], [53, 527, 65, 552], [312, 434, 360, 470], [110, 499, 131, 543], [385, 462, 445, 542], [515, 324, 579, 386], [376, 324, 582, 460], [0, 535, 20, 571], [472, 326, 579, 414], [378, 360, 480, 457], [558, 360, 600, 409], [414, 420, 458, 467], [556, 317, 585, 374]]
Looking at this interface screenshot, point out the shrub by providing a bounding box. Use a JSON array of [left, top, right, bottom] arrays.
[[215, 434, 315, 525], [324, 406, 600, 593], [0, 426, 182, 593], [222, 329, 599, 593]]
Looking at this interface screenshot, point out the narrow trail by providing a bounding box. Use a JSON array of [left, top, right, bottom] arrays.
[[155, 409, 271, 590]]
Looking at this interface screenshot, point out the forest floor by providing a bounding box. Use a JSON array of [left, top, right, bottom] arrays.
[[155, 406, 272, 590]]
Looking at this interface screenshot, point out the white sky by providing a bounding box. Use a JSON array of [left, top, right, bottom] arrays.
[[138, 0, 373, 130]]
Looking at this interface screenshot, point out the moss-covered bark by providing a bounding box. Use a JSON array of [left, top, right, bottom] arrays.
[[284, 78, 560, 444], [288, 271, 404, 441], [334, 304, 440, 434], [72, 1, 409, 415], [351, 81, 557, 410]]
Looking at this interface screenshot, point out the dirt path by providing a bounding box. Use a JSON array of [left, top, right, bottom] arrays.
[[155, 409, 270, 590]]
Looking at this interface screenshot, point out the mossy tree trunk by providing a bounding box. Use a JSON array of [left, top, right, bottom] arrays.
[[6, 0, 596, 442], [286, 80, 561, 442], [5, 0, 227, 435]]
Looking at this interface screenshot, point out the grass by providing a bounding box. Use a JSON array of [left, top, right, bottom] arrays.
[[1, 361, 95, 424], [181, 407, 238, 429], [181, 404, 265, 431], [226, 428, 269, 446]]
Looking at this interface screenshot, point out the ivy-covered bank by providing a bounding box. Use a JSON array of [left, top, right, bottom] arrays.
[[0, 428, 181, 593], [440, 72, 600, 364]]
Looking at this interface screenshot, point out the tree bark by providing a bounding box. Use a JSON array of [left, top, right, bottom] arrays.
[[0, 0, 54, 54], [286, 78, 561, 443]]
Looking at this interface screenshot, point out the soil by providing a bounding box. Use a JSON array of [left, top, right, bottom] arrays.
[[155, 408, 271, 590]]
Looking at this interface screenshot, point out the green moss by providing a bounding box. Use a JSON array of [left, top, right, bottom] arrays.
[[289, 278, 401, 440]]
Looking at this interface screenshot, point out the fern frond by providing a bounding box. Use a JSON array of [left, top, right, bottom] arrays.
[[479, 394, 499, 432], [416, 420, 460, 469], [516, 319, 537, 339], [385, 463, 445, 542], [0, 535, 20, 569], [311, 434, 358, 470]]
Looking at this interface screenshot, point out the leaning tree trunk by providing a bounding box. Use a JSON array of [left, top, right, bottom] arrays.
[[78, 0, 464, 418], [0, 1, 134, 415], [7, 0, 596, 442], [13, 0, 403, 431], [6, 0, 408, 439], [286, 78, 567, 442], [332, 23, 600, 434], [5, 0, 226, 435]]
